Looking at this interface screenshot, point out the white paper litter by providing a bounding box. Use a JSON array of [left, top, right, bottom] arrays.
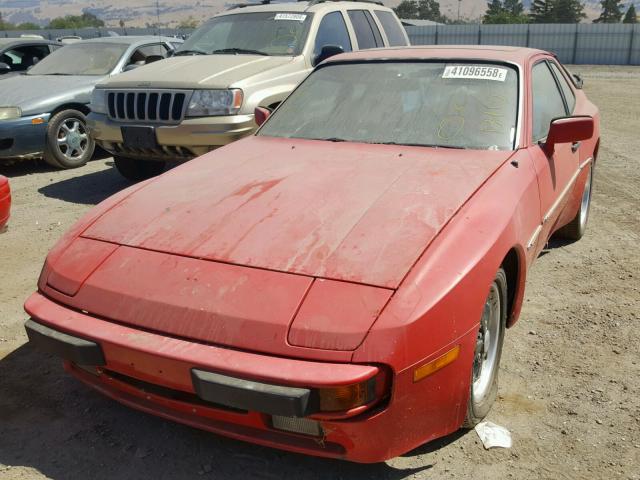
[[474, 421, 512, 449]]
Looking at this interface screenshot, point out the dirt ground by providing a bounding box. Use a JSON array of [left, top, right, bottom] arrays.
[[1, 65, 638, 480]]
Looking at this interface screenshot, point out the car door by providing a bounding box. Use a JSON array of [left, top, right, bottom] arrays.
[[313, 10, 353, 62], [528, 59, 580, 250]]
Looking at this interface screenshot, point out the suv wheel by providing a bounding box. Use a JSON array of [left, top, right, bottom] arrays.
[[114, 155, 166, 182], [44, 109, 95, 169]]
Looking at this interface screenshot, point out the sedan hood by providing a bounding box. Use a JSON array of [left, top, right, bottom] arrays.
[[84, 136, 513, 289], [101, 55, 294, 89], [0, 74, 102, 115]]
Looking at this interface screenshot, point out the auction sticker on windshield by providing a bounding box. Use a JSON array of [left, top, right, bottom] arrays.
[[443, 65, 508, 82], [274, 13, 307, 21]]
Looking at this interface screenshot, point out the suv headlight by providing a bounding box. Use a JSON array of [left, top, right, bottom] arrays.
[[186, 89, 243, 117], [0, 107, 21, 121], [90, 89, 107, 115]]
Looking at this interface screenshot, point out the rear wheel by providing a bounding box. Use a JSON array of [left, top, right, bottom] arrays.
[[557, 163, 593, 241], [114, 155, 165, 182], [44, 109, 95, 169], [464, 268, 507, 427]]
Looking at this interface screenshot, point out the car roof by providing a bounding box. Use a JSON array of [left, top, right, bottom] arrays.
[[223, 0, 394, 15], [0, 38, 59, 47], [325, 45, 549, 67]]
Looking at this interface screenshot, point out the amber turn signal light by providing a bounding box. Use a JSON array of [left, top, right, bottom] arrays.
[[413, 345, 460, 383]]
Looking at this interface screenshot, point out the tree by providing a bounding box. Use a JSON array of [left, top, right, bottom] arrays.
[[484, 0, 528, 23], [16, 22, 41, 30], [530, 0, 555, 22], [47, 12, 104, 29], [394, 0, 419, 19], [530, 0, 586, 23], [623, 4, 638, 22], [554, 0, 586, 22], [418, 0, 445, 21], [594, 0, 624, 22]]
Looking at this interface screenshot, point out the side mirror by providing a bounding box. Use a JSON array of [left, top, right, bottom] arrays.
[[167, 49, 175, 58], [542, 116, 594, 157], [313, 44, 344, 67], [0, 62, 11, 75], [254, 107, 271, 127]]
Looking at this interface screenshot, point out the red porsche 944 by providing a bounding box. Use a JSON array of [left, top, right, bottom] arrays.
[[25, 46, 599, 463]]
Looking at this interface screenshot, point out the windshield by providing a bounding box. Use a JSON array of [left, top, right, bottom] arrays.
[[176, 12, 313, 56], [259, 62, 519, 150], [28, 43, 128, 76]]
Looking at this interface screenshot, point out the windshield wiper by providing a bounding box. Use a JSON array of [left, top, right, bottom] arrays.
[[372, 141, 467, 149], [211, 48, 268, 56], [174, 49, 207, 56]]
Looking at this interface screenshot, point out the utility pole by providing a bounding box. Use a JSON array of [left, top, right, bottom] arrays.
[[457, 0, 462, 22]]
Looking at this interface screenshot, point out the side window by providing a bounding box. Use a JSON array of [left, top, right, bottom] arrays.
[[347, 10, 380, 49], [374, 10, 408, 46], [532, 61, 568, 142], [314, 11, 352, 56], [549, 61, 576, 113], [363, 11, 384, 47], [127, 44, 169, 67], [2, 45, 51, 71]]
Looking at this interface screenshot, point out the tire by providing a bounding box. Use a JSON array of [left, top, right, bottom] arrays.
[[556, 163, 593, 241], [464, 268, 508, 427], [114, 155, 165, 182], [44, 109, 95, 169]]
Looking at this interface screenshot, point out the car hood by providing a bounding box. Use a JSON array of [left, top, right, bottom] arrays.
[[0, 74, 102, 115], [83, 136, 513, 289], [99, 54, 295, 89]]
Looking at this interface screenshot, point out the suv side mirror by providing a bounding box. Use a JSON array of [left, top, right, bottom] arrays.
[[254, 107, 271, 127], [542, 116, 594, 157], [0, 62, 11, 75], [313, 44, 344, 67]]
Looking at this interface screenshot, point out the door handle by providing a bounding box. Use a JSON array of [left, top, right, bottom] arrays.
[[571, 141, 581, 153]]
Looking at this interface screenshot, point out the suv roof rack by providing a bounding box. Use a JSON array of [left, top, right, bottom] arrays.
[[303, 0, 384, 5], [227, 0, 383, 9], [227, 0, 297, 9]]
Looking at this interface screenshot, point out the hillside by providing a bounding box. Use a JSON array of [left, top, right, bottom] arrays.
[[0, 0, 620, 27]]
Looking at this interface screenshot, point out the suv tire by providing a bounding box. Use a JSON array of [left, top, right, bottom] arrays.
[[114, 156, 166, 182]]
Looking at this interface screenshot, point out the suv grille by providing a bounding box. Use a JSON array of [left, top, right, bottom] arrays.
[[107, 90, 191, 123]]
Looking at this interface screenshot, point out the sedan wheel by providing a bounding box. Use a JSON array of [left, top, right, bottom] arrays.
[[557, 163, 593, 241], [464, 268, 507, 427], [44, 109, 95, 169]]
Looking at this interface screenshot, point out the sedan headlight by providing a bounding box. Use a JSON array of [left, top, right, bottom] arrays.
[[186, 89, 243, 117], [90, 89, 107, 115], [0, 107, 21, 121]]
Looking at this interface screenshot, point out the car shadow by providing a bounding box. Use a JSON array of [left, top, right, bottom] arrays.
[[0, 149, 111, 179], [38, 161, 129, 205], [0, 343, 434, 480]]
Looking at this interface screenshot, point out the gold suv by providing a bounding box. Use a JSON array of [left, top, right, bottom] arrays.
[[87, 0, 408, 180]]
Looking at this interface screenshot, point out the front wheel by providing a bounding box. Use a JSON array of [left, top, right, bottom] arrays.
[[556, 163, 593, 241], [114, 156, 165, 182], [464, 268, 507, 427], [44, 109, 95, 169]]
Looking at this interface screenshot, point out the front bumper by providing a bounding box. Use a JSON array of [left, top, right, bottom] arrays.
[[25, 291, 473, 462], [0, 114, 49, 159], [87, 112, 256, 161]]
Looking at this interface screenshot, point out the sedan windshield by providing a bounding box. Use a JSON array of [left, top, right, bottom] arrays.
[[28, 43, 128, 76], [176, 12, 312, 56], [259, 62, 519, 150]]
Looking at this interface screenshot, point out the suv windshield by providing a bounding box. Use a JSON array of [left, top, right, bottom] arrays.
[[176, 12, 313, 56], [259, 62, 519, 150], [28, 43, 128, 76]]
